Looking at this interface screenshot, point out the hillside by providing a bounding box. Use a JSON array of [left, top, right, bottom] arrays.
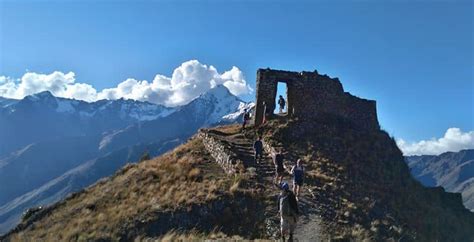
[[0, 85, 252, 235], [254, 117, 474, 241], [2, 134, 265, 241], [406, 149, 474, 211], [3, 116, 474, 241]]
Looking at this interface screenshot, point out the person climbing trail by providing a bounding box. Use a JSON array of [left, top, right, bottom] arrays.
[[242, 109, 250, 130], [253, 136, 264, 164], [290, 159, 305, 201], [271, 148, 285, 185], [278, 95, 286, 113], [278, 182, 299, 241]]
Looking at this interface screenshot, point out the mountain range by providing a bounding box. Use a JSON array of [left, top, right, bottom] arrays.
[[0, 85, 253, 235], [405, 149, 474, 211]]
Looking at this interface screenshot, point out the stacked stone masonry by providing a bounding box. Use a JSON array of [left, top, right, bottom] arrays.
[[198, 130, 242, 174], [254, 68, 380, 131]]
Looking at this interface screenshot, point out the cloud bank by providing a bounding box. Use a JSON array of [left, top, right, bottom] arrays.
[[397, 128, 474, 156], [0, 60, 252, 106]]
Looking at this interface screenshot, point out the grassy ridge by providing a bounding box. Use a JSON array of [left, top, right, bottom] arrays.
[[254, 116, 474, 241], [8, 137, 262, 241]]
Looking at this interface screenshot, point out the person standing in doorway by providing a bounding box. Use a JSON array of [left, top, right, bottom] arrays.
[[278, 95, 286, 113]]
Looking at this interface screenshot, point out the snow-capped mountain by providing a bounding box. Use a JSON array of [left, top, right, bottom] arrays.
[[0, 91, 175, 157], [175, 84, 254, 125], [0, 85, 253, 235], [2, 90, 174, 120], [95, 85, 253, 153]]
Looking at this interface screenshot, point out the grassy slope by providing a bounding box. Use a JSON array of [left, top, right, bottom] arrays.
[[7, 136, 262, 241], [253, 116, 474, 241]]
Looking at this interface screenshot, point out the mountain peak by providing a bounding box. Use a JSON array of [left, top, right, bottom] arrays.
[[26, 91, 56, 101], [34, 90, 54, 97], [200, 85, 240, 102], [209, 84, 231, 94]]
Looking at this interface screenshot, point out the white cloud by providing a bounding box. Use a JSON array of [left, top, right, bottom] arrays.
[[0, 71, 83, 100], [0, 60, 252, 107], [397, 128, 474, 156], [64, 83, 98, 102]]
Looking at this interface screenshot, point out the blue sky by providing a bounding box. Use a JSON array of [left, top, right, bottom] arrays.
[[0, 0, 472, 146]]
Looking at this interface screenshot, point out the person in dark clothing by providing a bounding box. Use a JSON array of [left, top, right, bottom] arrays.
[[253, 136, 264, 164], [278, 95, 286, 113], [290, 159, 305, 201], [242, 109, 250, 130], [278, 182, 299, 241], [271, 148, 285, 184]]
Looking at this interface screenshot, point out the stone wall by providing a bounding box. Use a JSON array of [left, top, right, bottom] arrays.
[[254, 68, 379, 131], [198, 130, 242, 174]]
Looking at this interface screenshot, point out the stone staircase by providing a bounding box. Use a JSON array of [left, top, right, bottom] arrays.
[[200, 126, 327, 241]]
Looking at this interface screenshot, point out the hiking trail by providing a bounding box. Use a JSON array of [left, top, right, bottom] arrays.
[[205, 126, 327, 241]]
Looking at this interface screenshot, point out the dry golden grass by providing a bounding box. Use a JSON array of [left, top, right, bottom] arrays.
[[134, 230, 275, 242], [259, 118, 474, 241], [10, 137, 236, 242], [212, 124, 242, 135], [306, 169, 335, 183], [134, 230, 274, 242]]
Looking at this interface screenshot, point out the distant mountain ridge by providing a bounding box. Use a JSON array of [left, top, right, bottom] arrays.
[[405, 149, 474, 211], [0, 97, 18, 108], [0, 85, 253, 235], [0, 91, 174, 157]]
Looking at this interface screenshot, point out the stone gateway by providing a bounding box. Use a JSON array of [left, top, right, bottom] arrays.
[[253, 68, 380, 131]]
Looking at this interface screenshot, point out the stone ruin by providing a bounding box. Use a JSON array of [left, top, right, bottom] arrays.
[[253, 68, 380, 131]]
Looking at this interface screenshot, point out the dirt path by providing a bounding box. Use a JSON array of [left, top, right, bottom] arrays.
[[209, 127, 327, 241], [293, 193, 325, 241]]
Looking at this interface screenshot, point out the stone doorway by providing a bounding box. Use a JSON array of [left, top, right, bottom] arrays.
[[253, 68, 379, 131], [254, 69, 296, 126]]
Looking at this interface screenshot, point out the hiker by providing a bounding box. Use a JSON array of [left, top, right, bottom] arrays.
[[242, 109, 250, 130], [271, 148, 285, 184], [278, 182, 299, 241], [291, 159, 305, 201], [278, 95, 286, 113], [253, 136, 264, 164]]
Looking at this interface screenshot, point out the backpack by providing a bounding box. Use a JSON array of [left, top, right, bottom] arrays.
[[244, 112, 250, 120], [280, 192, 299, 217]]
